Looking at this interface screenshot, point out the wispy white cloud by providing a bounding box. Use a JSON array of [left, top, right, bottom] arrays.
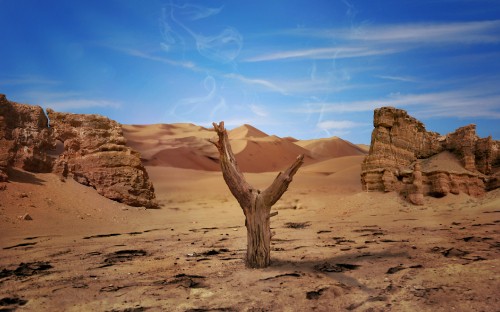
[[294, 89, 500, 118], [315, 119, 370, 137], [244, 46, 398, 62], [249, 104, 269, 117], [21, 90, 121, 112], [170, 3, 223, 21], [375, 75, 419, 83], [46, 99, 121, 111], [225, 73, 287, 94], [113, 46, 197, 69], [317, 120, 367, 130], [350, 20, 500, 44], [281, 20, 500, 44], [0, 75, 61, 86], [246, 20, 500, 63], [161, 3, 243, 64]]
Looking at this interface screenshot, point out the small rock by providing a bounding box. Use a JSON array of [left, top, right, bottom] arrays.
[[19, 213, 33, 221], [19, 192, 29, 198]]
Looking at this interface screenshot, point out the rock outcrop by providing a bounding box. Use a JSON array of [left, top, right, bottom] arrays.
[[361, 107, 499, 203], [47, 110, 157, 208], [0, 94, 54, 181], [0, 94, 157, 208], [407, 163, 424, 205]]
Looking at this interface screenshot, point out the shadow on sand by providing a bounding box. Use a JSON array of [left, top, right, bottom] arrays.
[[270, 250, 409, 290], [7, 168, 46, 186]]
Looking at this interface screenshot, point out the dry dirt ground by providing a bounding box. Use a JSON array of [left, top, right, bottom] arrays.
[[0, 163, 499, 311]]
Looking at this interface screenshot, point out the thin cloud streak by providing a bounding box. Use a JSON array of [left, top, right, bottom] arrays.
[[351, 20, 500, 43], [20, 90, 122, 112], [225, 73, 287, 94], [108, 46, 197, 70], [375, 75, 419, 83], [317, 120, 368, 130], [0, 76, 61, 86], [281, 20, 500, 44], [247, 20, 500, 63], [249, 104, 269, 117], [124, 48, 197, 69], [294, 90, 500, 118], [45, 99, 121, 111], [244, 46, 398, 62]]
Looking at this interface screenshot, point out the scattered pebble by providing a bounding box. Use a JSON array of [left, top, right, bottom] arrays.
[[18, 213, 33, 221]]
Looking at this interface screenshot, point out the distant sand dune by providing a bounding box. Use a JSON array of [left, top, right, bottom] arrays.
[[123, 123, 367, 173], [295, 137, 367, 160]]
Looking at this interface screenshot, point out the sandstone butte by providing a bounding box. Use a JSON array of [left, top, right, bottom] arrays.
[[361, 106, 499, 205], [0, 94, 157, 208]]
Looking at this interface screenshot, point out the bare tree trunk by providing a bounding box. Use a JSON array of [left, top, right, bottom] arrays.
[[211, 122, 304, 268]]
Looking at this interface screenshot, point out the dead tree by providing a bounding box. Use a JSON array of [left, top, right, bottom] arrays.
[[210, 121, 304, 268]]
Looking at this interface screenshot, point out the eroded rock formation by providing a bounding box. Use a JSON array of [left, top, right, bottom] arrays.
[[0, 94, 54, 181], [361, 107, 499, 203], [0, 94, 157, 208], [47, 109, 157, 208]]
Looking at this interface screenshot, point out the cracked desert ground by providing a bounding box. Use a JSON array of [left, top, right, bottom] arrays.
[[1, 123, 498, 311]]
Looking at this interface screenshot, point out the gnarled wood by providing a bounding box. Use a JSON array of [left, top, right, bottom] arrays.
[[211, 121, 304, 268]]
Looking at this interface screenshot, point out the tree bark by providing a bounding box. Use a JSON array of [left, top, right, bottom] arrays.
[[211, 121, 304, 268]]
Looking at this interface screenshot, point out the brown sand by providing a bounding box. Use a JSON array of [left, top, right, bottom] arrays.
[[1, 124, 499, 311], [295, 137, 367, 160]]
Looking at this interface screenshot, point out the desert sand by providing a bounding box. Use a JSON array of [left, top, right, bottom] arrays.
[[1, 123, 499, 311]]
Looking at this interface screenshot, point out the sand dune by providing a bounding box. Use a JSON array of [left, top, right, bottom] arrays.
[[123, 123, 366, 173], [123, 123, 218, 170], [356, 144, 370, 153], [420, 150, 476, 174], [302, 155, 365, 174], [295, 137, 367, 160], [229, 137, 313, 173], [228, 124, 269, 139]]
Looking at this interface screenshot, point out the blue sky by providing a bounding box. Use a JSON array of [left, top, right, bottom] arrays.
[[1, 0, 499, 143]]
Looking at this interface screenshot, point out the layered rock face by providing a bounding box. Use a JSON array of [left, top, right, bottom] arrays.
[[0, 94, 157, 208], [47, 110, 157, 208], [361, 107, 499, 204], [0, 94, 54, 181]]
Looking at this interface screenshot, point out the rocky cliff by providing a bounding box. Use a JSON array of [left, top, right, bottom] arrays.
[[0, 94, 54, 181], [361, 107, 499, 204], [47, 110, 157, 208], [0, 94, 157, 208]]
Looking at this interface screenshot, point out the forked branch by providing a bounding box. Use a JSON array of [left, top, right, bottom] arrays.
[[261, 154, 304, 206], [210, 122, 253, 208]]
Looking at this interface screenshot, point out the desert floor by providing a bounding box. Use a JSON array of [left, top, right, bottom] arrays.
[[1, 154, 499, 312]]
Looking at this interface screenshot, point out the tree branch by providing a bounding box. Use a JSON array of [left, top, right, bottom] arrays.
[[268, 211, 278, 219], [261, 154, 304, 206], [211, 121, 253, 208]]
